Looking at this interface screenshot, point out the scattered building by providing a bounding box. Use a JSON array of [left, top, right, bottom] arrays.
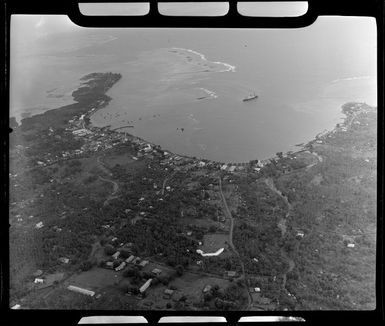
[[35, 222, 44, 229], [227, 271, 237, 278], [296, 231, 305, 238], [105, 261, 114, 268], [163, 289, 174, 299], [126, 255, 135, 263], [34, 278, 44, 284], [115, 262, 126, 271], [347, 243, 355, 248], [112, 251, 120, 260], [143, 144, 152, 153], [72, 129, 92, 136], [139, 278, 152, 294], [139, 260, 149, 268], [203, 285, 212, 293], [254, 287, 261, 293], [67, 285, 95, 297], [228, 166, 236, 173], [11, 304, 21, 310], [59, 257, 70, 264], [151, 268, 162, 276]]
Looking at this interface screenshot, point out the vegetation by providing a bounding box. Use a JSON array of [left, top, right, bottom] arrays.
[[9, 77, 376, 314]]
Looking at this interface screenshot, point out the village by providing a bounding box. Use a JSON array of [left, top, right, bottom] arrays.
[[9, 103, 285, 310], [15, 233, 273, 311], [9, 69, 376, 312]]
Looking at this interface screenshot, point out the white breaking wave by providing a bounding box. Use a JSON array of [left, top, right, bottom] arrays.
[[212, 61, 236, 72], [199, 87, 218, 99], [331, 75, 372, 83], [196, 248, 224, 257], [172, 47, 207, 61], [172, 47, 236, 73]]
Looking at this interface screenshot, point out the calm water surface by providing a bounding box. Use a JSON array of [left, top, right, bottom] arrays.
[[11, 17, 377, 162]]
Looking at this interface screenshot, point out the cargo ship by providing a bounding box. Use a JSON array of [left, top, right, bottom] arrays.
[[243, 93, 258, 102]]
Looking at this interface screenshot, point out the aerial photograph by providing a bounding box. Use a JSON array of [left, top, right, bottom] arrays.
[[9, 12, 377, 311]]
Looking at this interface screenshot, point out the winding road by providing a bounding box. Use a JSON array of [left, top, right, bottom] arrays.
[[218, 177, 253, 309], [97, 156, 119, 206], [264, 177, 295, 291]]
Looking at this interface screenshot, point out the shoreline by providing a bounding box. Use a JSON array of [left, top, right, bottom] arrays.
[[9, 72, 377, 311], [13, 72, 372, 170]]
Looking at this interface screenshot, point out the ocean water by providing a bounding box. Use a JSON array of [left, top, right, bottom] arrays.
[[10, 17, 377, 162]]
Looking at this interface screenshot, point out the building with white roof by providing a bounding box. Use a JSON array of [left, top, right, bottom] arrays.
[[139, 278, 152, 294], [228, 166, 236, 172], [112, 251, 120, 259], [67, 285, 95, 297], [115, 262, 126, 271], [126, 255, 135, 263]]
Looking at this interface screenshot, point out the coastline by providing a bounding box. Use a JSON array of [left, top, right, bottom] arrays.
[[9, 72, 377, 311], [12, 72, 370, 169]]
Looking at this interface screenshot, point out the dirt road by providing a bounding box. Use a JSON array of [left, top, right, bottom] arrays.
[[218, 177, 253, 309], [97, 156, 119, 206], [264, 177, 295, 292]]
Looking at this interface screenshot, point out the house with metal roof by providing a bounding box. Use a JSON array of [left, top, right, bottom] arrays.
[[139, 278, 153, 294], [139, 260, 149, 268], [67, 285, 95, 297]]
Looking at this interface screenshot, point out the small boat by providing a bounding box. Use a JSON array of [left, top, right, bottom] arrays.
[[243, 93, 258, 102]]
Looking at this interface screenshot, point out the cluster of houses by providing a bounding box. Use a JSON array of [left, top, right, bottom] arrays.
[[103, 250, 152, 272], [101, 246, 174, 297], [32, 109, 133, 166], [220, 164, 244, 173], [29, 98, 280, 178]]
